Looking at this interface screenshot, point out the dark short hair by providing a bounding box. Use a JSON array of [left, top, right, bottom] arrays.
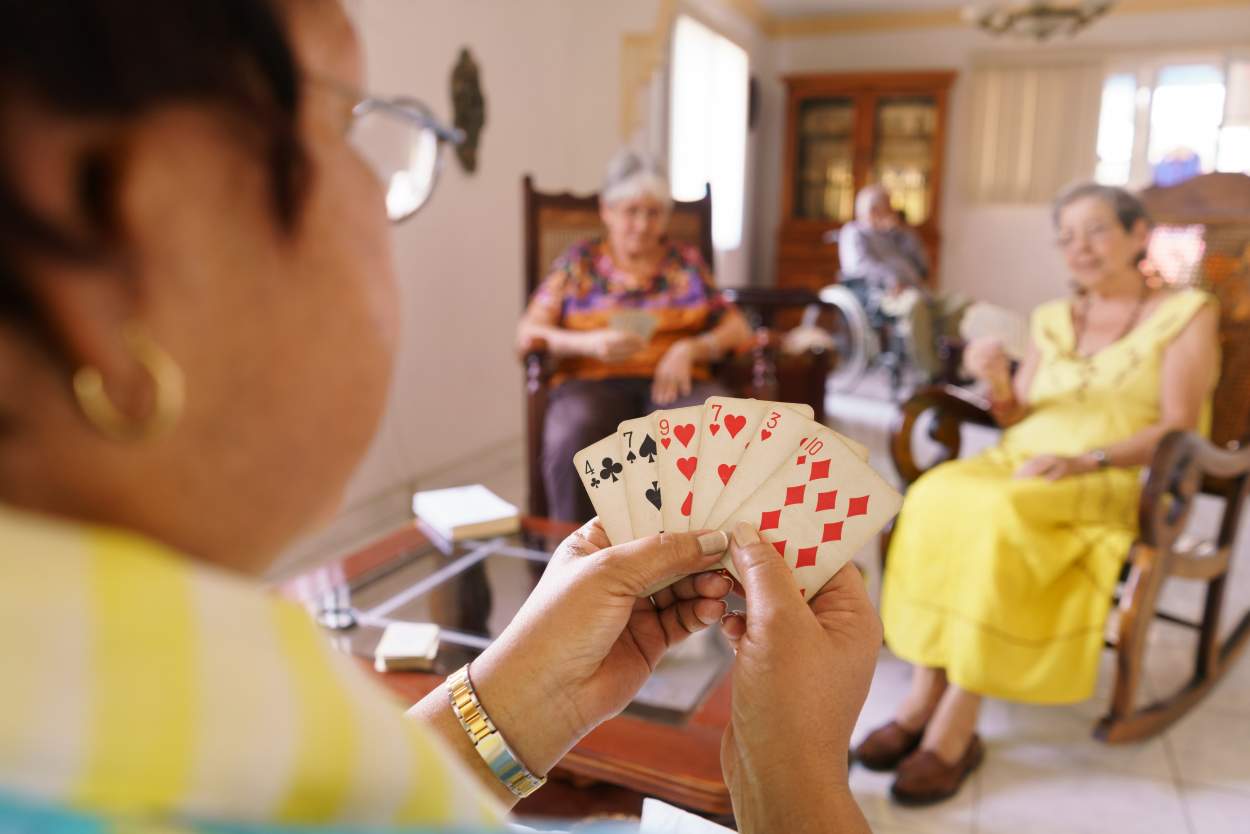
[[0, 0, 306, 332], [1052, 182, 1153, 233]]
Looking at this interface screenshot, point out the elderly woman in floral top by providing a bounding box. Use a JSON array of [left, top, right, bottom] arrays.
[[518, 149, 752, 523]]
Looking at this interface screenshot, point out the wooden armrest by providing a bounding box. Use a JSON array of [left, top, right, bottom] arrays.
[[1139, 431, 1250, 550], [889, 385, 998, 486], [720, 287, 823, 310], [720, 287, 826, 331], [520, 336, 554, 394], [518, 334, 549, 362], [750, 326, 777, 352]]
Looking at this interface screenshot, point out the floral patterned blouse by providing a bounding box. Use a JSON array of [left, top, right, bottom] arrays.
[[526, 238, 728, 384]]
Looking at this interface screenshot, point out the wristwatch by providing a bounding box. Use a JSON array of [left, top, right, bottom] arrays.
[[1090, 449, 1110, 469], [446, 664, 547, 799]]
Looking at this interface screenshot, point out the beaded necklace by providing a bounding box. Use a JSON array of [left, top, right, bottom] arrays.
[[1070, 279, 1151, 360]]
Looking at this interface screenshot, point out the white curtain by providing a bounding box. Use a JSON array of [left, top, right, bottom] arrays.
[[964, 58, 1105, 203], [1225, 57, 1250, 126]]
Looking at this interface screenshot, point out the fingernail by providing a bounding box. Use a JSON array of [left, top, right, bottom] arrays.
[[718, 609, 742, 626], [732, 522, 761, 546], [700, 600, 728, 624], [697, 530, 729, 556], [715, 569, 733, 581]]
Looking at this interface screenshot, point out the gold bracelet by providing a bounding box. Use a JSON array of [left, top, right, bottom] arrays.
[[446, 664, 547, 799]]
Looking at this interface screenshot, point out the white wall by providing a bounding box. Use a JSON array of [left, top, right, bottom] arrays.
[[760, 7, 1250, 313], [278, 0, 661, 568]]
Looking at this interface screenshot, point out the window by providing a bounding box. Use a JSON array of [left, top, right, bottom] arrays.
[[668, 15, 749, 250], [1095, 54, 1250, 187], [1219, 60, 1250, 173], [1095, 72, 1136, 186]]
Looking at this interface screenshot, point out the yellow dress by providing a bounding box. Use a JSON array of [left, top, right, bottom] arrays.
[[881, 289, 1216, 704]]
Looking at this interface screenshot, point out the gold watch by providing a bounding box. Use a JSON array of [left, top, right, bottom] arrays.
[[446, 664, 547, 799]]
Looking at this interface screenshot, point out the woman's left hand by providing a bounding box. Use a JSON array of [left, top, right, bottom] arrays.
[[651, 338, 698, 405], [1015, 453, 1097, 480], [468, 520, 732, 777]]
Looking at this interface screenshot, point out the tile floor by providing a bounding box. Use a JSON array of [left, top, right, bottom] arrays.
[[328, 372, 1250, 832]]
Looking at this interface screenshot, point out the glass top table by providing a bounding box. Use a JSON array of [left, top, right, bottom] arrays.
[[283, 518, 738, 816], [293, 519, 734, 724]]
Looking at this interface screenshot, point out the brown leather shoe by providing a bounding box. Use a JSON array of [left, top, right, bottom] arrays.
[[890, 735, 985, 806], [853, 721, 924, 771]]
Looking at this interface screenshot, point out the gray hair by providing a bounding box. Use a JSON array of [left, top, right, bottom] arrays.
[[1052, 182, 1153, 233], [601, 148, 673, 208], [854, 184, 891, 221]]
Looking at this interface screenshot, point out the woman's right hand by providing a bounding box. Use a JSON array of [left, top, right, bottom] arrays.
[[574, 329, 645, 362], [718, 523, 878, 834], [963, 337, 1012, 391]]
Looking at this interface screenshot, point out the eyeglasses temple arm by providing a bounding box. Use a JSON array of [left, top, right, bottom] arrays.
[[357, 97, 466, 145]]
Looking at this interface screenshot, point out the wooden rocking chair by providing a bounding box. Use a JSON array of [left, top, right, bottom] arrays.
[[887, 172, 1250, 743]]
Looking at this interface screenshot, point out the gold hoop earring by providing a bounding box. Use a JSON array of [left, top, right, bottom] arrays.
[[72, 326, 185, 441]]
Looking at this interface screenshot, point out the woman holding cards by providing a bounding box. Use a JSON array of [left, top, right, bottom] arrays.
[[0, 2, 875, 832], [866, 183, 1220, 804], [518, 149, 753, 526]]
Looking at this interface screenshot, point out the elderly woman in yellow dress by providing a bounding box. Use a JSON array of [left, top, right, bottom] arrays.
[[859, 183, 1220, 805], [0, 1, 879, 832]]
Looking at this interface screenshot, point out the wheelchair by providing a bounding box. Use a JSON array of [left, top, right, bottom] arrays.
[[800, 276, 913, 396]]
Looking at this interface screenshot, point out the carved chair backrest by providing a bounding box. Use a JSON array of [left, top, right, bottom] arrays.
[[522, 175, 714, 301], [1140, 173, 1250, 449]]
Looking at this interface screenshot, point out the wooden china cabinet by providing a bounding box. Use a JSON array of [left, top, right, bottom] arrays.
[[776, 70, 956, 293]]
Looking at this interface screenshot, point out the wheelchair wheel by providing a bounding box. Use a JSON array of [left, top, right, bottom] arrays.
[[815, 284, 878, 392]]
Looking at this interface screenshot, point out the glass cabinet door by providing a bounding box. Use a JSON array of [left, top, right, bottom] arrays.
[[794, 97, 856, 222], [872, 95, 939, 225]]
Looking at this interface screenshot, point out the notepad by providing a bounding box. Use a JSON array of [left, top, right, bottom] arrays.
[[374, 622, 441, 673], [412, 484, 520, 542]]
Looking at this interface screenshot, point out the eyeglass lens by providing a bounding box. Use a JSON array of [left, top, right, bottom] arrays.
[[349, 101, 443, 222]]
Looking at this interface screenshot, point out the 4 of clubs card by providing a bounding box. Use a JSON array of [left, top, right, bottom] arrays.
[[572, 434, 633, 545]]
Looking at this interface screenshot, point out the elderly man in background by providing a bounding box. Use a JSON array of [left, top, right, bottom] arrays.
[[839, 184, 968, 382]]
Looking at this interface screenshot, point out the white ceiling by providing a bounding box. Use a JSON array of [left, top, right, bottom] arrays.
[[758, 0, 962, 17]]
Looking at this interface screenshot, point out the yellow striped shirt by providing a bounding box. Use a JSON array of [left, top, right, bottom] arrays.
[[0, 505, 506, 829]]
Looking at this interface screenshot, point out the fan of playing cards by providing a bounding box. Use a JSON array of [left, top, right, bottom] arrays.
[[574, 397, 904, 599]]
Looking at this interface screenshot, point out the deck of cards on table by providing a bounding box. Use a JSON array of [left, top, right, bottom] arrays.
[[573, 397, 902, 599]]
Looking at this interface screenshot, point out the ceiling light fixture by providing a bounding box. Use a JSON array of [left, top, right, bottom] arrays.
[[963, 1, 1115, 41]]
